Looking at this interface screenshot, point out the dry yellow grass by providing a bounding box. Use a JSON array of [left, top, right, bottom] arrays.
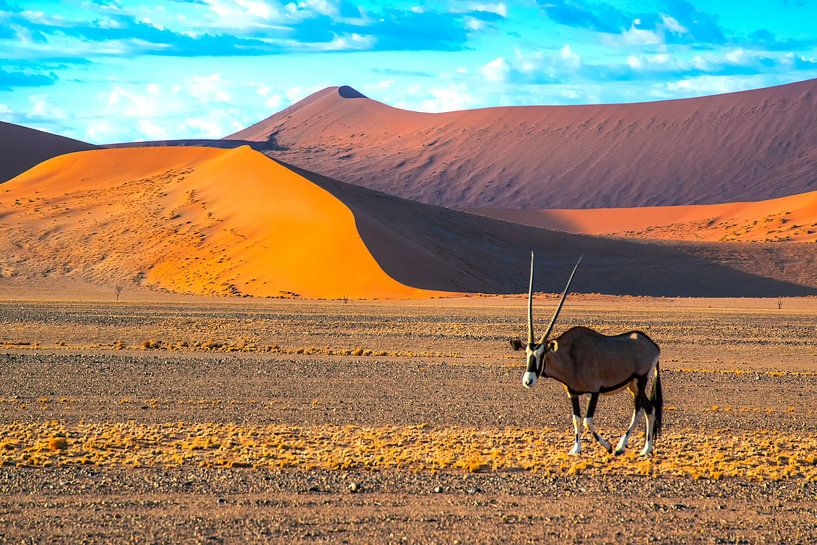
[[1, 422, 815, 482]]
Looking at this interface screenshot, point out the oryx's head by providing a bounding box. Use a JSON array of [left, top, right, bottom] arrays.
[[510, 252, 582, 389]]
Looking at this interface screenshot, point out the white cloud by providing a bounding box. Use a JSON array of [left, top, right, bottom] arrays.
[[293, 0, 338, 16], [726, 48, 747, 64], [559, 45, 581, 68], [182, 117, 223, 138], [236, 0, 275, 19], [264, 94, 282, 109], [692, 55, 709, 70], [660, 14, 687, 34], [285, 84, 323, 103], [85, 119, 117, 142], [620, 23, 663, 46], [188, 73, 231, 103], [417, 84, 476, 112], [481, 56, 510, 82], [465, 17, 485, 31], [202, 0, 282, 28], [374, 79, 395, 90], [665, 75, 747, 96], [137, 119, 168, 140], [469, 2, 507, 17], [316, 32, 375, 51], [627, 53, 673, 71], [28, 94, 66, 120], [105, 86, 161, 117]]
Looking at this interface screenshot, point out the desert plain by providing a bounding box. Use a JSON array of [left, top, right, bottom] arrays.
[[1, 291, 816, 544]]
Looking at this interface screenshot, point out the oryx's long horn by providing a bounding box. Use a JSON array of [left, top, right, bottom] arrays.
[[539, 256, 583, 344], [527, 251, 535, 344]]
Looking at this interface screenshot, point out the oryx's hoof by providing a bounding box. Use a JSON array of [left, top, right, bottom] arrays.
[[602, 442, 613, 455], [639, 447, 653, 457], [568, 444, 582, 456], [614, 448, 626, 456]]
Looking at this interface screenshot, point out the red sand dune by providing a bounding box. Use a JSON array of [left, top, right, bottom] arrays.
[[469, 190, 817, 243], [0, 120, 97, 183], [1, 146, 815, 298], [229, 80, 817, 209]]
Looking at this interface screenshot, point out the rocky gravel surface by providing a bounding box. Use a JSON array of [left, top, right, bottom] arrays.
[[1, 297, 816, 543]]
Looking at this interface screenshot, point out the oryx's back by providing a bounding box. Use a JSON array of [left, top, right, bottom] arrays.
[[554, 326, 660, 392]]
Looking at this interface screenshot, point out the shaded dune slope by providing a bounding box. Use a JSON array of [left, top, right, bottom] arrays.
[[229, 80, 817, 209], [469, 190, 817, 243], [0, 146, 428, 299], [286, 163, 817, 297], [0, 121, 97, 183]]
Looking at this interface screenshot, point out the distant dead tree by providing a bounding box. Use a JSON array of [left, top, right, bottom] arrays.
[[115, 284, 124, 301], [777, 296, 783, 310]]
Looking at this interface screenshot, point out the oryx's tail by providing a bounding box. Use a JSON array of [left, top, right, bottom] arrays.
[[651, 361, 663, 439]]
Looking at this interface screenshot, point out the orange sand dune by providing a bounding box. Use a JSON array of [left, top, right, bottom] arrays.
[[469, 190, 817, 243], [228, 80, 817, 209], [0, 121, 96, 184], [0, 146, 431, 299]]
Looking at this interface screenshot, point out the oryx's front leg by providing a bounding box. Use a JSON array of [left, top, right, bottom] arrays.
[[615, 377, 646, 456], [568, 393, 582, 455], [584, 392, 612, 454]]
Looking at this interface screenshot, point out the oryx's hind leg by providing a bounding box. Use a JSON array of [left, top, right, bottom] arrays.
[[584, 392, 612, 454], [568, 392, 582, 455], [640, 404, 656, 457], [640, 362, 662, 457], [614, 377, 647, 456]]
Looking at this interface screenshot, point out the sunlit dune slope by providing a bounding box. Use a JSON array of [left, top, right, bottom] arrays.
[[0, 146, 430, 299], [469, 190, 817, 243], [228, 80, 817, 209], [0, 120, 96, 184]]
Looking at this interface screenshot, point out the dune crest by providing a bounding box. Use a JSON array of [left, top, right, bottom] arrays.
[[229, 79, 817, 209], [470, 190, 817, 243], [0, 146, 431, 299]]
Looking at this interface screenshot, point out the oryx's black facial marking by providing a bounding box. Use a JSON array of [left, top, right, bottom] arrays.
[[526, 346, 539, 375]]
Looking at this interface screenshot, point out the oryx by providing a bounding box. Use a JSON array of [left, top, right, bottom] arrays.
[[510, 253, 663, 456]]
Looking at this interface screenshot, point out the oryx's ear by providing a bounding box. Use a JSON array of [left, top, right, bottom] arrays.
[[509, 338, 524, 351], [547, 340, 559, 352]]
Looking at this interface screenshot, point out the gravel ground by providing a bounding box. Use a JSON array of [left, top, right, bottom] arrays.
[[1, 297, 816, 543]]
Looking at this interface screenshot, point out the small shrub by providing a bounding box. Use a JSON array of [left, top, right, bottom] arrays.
[[48, 437, 68, 451]]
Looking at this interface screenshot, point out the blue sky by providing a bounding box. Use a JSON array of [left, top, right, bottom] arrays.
[[1, 0, 816, 143]]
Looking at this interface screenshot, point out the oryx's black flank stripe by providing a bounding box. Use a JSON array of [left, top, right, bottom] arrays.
[[599, 373, 638, 394]]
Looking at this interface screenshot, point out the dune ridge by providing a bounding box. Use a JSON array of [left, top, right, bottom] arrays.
[[0, 120, 97, 184], [0, 146, 429, 299], [228, 80, 817, 209], [469, 190, 817, 243]]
